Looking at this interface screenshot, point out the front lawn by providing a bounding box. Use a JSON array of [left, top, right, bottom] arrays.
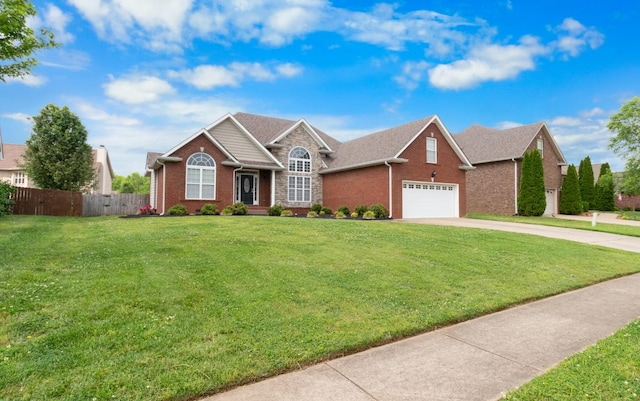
[[1, 215, 639, 401], [503, 319, 640, 400], [468, 213, 640, 238]]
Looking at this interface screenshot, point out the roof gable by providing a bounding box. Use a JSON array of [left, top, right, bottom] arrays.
[[324, 115, 472, 172], [455, 122, 550, 164], [0, 144, 26, 170], [234, 112, 336, 152]]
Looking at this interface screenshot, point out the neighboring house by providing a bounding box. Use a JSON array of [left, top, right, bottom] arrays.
[[146, 112, 473, 218], [455, 123, 567, 215], [0, 143, 114, 194]]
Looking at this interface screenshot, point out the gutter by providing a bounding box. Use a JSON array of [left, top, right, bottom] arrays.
[[384, 161, 393, 218], [319, 158, 408, 174], [512, 158, 518, 215], [157, 159, 167, 215]]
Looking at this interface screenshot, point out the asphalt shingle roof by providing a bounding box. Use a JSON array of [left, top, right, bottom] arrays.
[[455, 122, 546, 164]]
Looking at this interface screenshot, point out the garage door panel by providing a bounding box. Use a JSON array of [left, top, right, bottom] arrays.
[[402, 182, 458, 218]]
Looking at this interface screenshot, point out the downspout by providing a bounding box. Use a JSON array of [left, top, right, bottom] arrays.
[[512, 158, 518, 215], [384, 161, 393, 218], [157, 159, 167, 215]]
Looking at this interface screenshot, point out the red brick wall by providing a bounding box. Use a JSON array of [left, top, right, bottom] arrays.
[[322, 122, 467, 218], [160, 134, 236, 214], [616, 194, 640, 210], [466, 160, 518, 215]]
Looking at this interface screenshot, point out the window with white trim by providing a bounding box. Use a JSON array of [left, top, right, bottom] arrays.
[[537, 138, 543, 159], [426, 137, 437, 163], [13, 171, 25, 185], [288, 176, 311, 202], [288, 147, 311, 172], [186, 152, 215, 199]]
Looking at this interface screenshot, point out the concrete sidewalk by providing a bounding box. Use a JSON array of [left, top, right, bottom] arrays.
[[202, 273, 640, 401]]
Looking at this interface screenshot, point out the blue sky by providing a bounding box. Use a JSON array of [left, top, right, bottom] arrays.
[[1, 0, 638, 175]]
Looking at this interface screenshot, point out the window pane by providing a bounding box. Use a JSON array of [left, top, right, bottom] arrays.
[[202, 169, 215, 183], [187, 184, 200, 198], [202, 184, 215, 199], [187, 168, 200, 183]]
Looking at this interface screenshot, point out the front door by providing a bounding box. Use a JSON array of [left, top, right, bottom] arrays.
[[240, 174, 255, 205]]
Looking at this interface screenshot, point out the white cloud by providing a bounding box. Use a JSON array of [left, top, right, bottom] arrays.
[[428, 35, 548, 90], [74, 102, 141, 126], [103, 75, 176, 104], [28, 4, 74, 44], [5, 75, 48, 87], [68, 0, 193, 51], [495, 121, 523, 130], [549, 116, 583, 127], [169, 62, 302, 90], [40, 50, 91, 71], [1, 113, 32, 124], [554, 18, 604, 58], [394, 61, 430, 90]]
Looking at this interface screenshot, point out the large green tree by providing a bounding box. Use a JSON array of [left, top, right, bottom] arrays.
[[578, 156, 594, 209], [608, 97, 640, 195], [23, 104, 94, 192], [559, 164, 582, 215], [0, 0, 58, 82], [518, 149, 546, 216], [112, 172, 150, 194]]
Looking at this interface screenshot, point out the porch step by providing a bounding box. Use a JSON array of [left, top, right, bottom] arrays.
[[247, 207, 269, 216]]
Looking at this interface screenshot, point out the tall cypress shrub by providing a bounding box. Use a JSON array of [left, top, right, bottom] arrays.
[[559, 164, 582, 215], [518, 149, 546, 216], [578, 156, 595, 209], [594, 172, 615, 211]]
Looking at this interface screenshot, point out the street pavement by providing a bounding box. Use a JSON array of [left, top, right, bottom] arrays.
[[201, 217, 640, 401]]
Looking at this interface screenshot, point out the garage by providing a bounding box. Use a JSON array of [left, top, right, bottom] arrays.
[[402, 181, 459, 218]]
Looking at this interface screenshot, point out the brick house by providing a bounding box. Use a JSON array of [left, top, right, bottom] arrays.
[[455, 122, 567, 215], [146, 112, 473, 218]]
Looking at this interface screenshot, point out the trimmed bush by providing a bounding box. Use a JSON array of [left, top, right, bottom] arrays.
[[321, 206, 332, 215], [200, 203, 218, 215], [337, 205, 350, 215], [559, 164, 582, 215], [518, 149, 546, 216], [369, 203, 388, 219], [582, 201, 590, 213], [307, 211, 318, 218], [221, 207, 233, 216], [168, 204, 188, 215], [335, 211, 346, 219], [281, 209, 293, 217], [362, 210, 375, 220], [350, 212, 359, 218], [310, 204, 322, 213], [268, 204, 283, 216], [0, 183, 16, 217], [228, 202, 248, 215], [594, 173, 615, 211], [354, 204, 368, 216]]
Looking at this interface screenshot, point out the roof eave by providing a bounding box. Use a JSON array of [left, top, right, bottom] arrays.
[[221, 160, 285, 171], [320, 158, 408, 174]]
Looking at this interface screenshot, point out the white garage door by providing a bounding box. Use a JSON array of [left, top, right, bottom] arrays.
[[402, 181, 459, 218]]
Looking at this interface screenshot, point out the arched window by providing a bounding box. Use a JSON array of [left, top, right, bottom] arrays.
[[288, 147, 311, 202], [186, 152, 216, 199], [288, 147, 311, 173]]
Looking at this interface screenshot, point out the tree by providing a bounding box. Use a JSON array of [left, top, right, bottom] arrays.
[[594, 171, 615, 211], [559, 164, 582, 215], [22, 104, 94, 192], [578, 156, 594, 209], [518, 149, 546, 216], [112, 172, 150, 194], [608, 97, 640, 193], [598, 162, 612, 179], [0, 0, 58, 82]]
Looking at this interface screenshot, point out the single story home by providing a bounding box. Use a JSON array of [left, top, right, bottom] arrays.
[[146, 112, 474, 218], [455, 122, 567, 215]]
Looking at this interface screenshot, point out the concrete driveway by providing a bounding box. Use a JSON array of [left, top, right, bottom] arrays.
[[400, 216, 640, 253]]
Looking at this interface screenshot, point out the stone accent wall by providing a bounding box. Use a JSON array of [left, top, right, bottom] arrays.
[[269, 126, 325, 208]]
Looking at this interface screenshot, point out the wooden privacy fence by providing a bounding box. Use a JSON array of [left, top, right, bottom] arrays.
[[82, 193, 150, 217], [12, 187, 83, 217], [11, 188, 150, 217]]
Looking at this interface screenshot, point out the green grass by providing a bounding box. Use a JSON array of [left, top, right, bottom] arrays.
[[1, 215, 639, 401], [503, 319, 640, 401], [468, 213, 640, 238], [621, 211, 640, 221]]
